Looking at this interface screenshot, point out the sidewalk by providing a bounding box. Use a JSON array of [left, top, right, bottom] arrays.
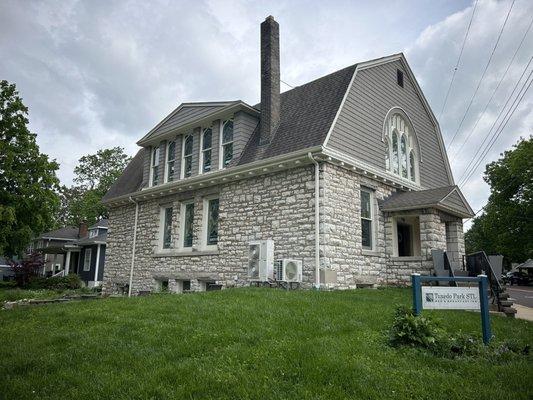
[[514, 304, 533, 322]]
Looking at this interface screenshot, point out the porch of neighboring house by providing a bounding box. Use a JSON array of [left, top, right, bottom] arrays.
[[40, 246, 80, 277]]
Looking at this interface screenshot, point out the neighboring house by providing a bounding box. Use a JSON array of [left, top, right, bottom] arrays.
[[0, 256, 15, 281], [101, 16, 473, 295], [29, 220, 108, 287]]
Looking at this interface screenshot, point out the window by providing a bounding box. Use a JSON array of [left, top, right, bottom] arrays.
[[200, 127, 212, 173], [384, 111, 419, 183], [166, 140, 176, 182], [203, 198, 219, 247], [360, 189, 374, 250], [150, 146, 160, 186], [397, 69, 404, 87], [181, 134, 193, 178], [83, 248, 92, 271], [89, 229, 97, 238], [220, 119, 233, 168], [180, 201, 194, 248], [161, 206, 173, 249]]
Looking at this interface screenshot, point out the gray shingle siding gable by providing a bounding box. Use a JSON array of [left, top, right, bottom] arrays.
[[232, 111, 259, 165], [441, 190, 467, 212], [327, 60, 452, 188]]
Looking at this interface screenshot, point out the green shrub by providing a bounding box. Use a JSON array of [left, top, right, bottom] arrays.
[[389, 305, 444, 351], [26, 274, 82, 290], [0, 281, 17, 289]]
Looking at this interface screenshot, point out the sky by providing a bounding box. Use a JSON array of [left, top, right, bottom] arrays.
[[1, 0, 532, 227]]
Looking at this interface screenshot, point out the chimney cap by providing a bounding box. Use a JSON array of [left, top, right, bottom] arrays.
[[265, 15, 275, 22]]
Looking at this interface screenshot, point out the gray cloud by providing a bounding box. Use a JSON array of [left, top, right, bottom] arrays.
[[1, 0, 530, 225]]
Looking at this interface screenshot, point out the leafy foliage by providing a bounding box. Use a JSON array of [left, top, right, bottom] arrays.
[[0, 80, 60, 257], [389, 305, 444, 350], [58, 147, 131, 226], [8, 252, 44, 287], [465, 137, 533, 265], [26, 274, 82, 290]]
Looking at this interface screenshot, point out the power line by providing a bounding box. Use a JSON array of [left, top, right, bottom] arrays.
[[450, 17, 533, 164], [456, 59, 533, 185], [439, 0, 479, 121], [458, 69, 533, 187], [447, 0, 515, 148], [281, 79, 294, 89]]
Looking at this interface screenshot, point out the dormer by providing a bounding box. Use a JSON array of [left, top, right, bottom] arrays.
[[138, 102, 259, 188]]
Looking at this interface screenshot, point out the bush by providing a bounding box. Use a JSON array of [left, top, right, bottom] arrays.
[[26, 274, 82, 290], [389, 305, 444, 351], [0, 281, 17, 289]]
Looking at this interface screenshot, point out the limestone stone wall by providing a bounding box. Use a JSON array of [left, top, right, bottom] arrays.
[[103, 161, 467, 294], [103, 165, 317, 295]]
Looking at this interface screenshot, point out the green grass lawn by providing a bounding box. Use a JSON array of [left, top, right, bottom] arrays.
[[0, 287, 95, 303], [0, 288, 531, 400]]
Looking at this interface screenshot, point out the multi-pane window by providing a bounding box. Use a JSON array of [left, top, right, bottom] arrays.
[[83, 248, 92, 271], [162, 206, 173, 249], [201, 128, 212, 173], [181, 202, 194, 248], [361, 189, 373, 250], [384, 112, 418, 183], [151, 146, 160, 186], [182, 134, 193, 178], [166, 140, 176, 182], [221, 119, 234, 168], [206, 198, 219, 246]]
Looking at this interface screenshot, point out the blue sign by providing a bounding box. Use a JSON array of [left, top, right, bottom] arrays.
[[411, 273, 492, 345]]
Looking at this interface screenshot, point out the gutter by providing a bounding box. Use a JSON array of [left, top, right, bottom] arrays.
[[308, 152, 321, 289], [128, 197, 140, 297]]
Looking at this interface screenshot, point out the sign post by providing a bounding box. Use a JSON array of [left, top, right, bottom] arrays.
[[411, 273, 492, 345]]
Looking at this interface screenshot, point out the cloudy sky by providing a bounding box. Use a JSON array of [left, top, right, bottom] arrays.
[[1, 0, 532, 225]]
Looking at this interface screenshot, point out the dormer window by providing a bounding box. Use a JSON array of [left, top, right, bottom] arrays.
[[220, 119, 234, 168], [165, 140, 176, 182], [89, 229, 98, 238], [200, 127, 212, 173], [150, 146, 160, 186], [383, 111, 419, 183], [181, 134, 193, 178]]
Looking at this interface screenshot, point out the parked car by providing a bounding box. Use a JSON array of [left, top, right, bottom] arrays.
[[502, 271, 532, 286]]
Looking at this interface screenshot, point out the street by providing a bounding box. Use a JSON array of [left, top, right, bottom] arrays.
[[507, 285, 533, 308]]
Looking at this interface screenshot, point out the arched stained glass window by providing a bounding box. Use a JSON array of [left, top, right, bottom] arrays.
[[392, 131, 399, 175], [409, 151, 415, 182], [400, 135, 407, 178], [385, 139, 390, 171]]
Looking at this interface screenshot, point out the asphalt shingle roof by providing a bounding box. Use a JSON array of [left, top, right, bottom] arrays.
[[102, 149, 145, 202], [38, 227, 79, 240]]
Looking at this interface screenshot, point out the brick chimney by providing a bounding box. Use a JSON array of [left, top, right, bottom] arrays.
[[78, 220, 88, 238], [259, 16, 280, 145]]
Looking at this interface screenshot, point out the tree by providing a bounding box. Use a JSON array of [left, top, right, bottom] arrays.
[[465, 137, 533, 265], [60, 147, 131, 226], [0, 80, 60, 257]]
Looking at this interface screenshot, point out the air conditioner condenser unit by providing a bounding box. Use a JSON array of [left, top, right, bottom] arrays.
[[275, 259, 303, 283], [248, 240, 274, 281]]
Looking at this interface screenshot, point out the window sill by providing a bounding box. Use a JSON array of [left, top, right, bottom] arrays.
[[152, 249, 219, 257], [391, 256, 423, 262], [362, 249, 380, 257]]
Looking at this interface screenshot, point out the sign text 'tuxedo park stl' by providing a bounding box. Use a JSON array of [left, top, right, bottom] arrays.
[[421, 286, 480, 310]]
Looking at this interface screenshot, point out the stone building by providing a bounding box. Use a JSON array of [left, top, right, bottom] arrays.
[[102, 16, 473, 295]]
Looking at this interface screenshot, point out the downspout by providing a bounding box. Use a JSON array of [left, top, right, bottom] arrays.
[[128, 197, 140, 297], [308, 152, 321, 289]]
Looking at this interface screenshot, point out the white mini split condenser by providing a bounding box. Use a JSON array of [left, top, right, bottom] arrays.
[[248, 240, 274, 281], [275, 259, 303, 283]]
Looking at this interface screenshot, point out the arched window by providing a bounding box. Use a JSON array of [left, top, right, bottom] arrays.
[[383, 109, 420, 183], [392, 131, 399, 175], [400, 135, 407, 178]]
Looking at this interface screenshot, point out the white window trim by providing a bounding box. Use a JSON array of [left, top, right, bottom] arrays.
[[149, 146, 160, 187], [199, 127, 213, 175], [83, 248, 92, 271], [201, 195, 219, 251], [179, 200, 195, 250], [181, 133, 193, 179], [159, 205, 174, 251], [360, 188, 376, 252], [165, 140, 176, 183], [89, 229, 97, 238], [219, 119, 234, 169]]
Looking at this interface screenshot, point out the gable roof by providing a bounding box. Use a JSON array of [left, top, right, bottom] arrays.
[[89, 219, 108, 230], [37, 227, 79, 241], [380, 185, 474, 218], [238, 64, 356, 164], [102, 148, 145, 202]]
